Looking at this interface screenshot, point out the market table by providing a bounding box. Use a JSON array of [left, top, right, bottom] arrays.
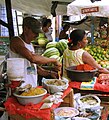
[[69, 78, 109, 120], [4, 87, 74, 120], [69, 78, 109, 103]]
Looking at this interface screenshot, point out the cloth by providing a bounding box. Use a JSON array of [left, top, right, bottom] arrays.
[[9, 36, 37, 87], [45, 27, 53, 42], [69, 77, 109, 92], [80, 77, 97, 90], [63, 48, 85, 79], [4, 87, 72, 120]]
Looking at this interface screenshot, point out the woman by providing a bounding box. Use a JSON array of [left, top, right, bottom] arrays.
[[59, 24, 70, 40], [63, 29, 109, 79], [42, 18, 53, 42]]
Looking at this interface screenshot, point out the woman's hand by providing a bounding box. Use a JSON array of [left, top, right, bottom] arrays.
[[99, 68, 109, 74]]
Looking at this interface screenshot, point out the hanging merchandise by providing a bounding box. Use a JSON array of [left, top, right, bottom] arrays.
[[7, 58, 24, 81]]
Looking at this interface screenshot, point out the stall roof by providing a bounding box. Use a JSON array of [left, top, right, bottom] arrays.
[[0, 0, 74, 16], [67, 0, 109, 17]]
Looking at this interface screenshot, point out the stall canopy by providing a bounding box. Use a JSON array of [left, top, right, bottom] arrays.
[[0, 0, 74, 16], [67, 0, 109, 17]]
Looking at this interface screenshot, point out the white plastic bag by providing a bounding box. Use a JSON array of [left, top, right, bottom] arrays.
[[42, 78, 68, 94]]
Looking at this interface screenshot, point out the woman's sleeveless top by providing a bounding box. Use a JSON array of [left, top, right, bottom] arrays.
[[63, 48, 85, 79]]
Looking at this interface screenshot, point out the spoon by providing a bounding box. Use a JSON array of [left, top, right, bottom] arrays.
[[58, 71, 61, 80]]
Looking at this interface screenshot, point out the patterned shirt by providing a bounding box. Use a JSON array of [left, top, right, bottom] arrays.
[[63, 48, 85, 79]]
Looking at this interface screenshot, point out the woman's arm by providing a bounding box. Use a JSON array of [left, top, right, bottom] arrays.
[[83, 51, 109, 74]]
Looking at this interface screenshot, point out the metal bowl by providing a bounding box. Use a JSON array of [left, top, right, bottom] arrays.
[[65, 66, 98, 82]]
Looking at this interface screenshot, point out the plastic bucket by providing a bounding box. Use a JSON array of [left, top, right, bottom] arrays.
[[7, 58, 24, 81]]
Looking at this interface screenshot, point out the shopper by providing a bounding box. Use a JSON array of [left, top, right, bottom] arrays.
[[63, 29, 109, 79], [59, 23, 70, 40], [9, 16, 61, 87], [42, 18, 53, 42]]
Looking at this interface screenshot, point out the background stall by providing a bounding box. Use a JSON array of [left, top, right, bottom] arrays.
[[67, 0, 109, 105], [67, 0, 109, 44]]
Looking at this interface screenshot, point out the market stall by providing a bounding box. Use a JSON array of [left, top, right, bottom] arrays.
[[4, 86, 73, 120], [67, 0, 109, 44], [66, 0, 109, 106], [67, 0, 109, 17], [3, 84, 109, 120]]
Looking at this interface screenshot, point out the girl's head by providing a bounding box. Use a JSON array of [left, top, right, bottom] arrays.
[[68, 29, 88, 48]]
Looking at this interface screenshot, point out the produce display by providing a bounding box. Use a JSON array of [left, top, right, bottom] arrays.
[[42, 47, 60, 58], [94, 38, 109, 48], [45, 42, 57, 49], [84, 44, 109, 68], [56, 40, 68, 55], [32, 33, 49, 47], [41, 39, 68, 66], [35, 36, 109, 69]]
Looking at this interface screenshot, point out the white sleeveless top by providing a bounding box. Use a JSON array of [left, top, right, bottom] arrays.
[[9, 37, 37, 87], [45, 27, 53, 41]]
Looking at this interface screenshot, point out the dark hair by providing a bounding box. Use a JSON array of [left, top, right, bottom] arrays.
[[42, 18, 51, 27], [22, 17, 42, 33], [68, 29, 86, 47], [63, 23, 70, 30]]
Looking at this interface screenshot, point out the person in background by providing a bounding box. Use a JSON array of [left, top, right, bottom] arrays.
[[63, 29, 109, 79], [9, 17, 61, 87], [42, 18, 53, 42], [59, 23, 70, 40]]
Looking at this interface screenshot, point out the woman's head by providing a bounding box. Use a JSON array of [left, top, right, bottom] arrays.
[[68, 29, 88, 48], [63, 24, 70, 31], [42, 18, 52, 27]]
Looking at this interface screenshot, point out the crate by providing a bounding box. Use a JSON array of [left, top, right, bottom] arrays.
[[60, 89, 74, 107]]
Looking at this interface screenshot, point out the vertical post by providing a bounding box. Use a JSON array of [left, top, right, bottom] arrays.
[[91, 16, 94, 44], [5, 0, 14, 39], [52, 16, 56, 42], [15, 10, 19, 35]]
